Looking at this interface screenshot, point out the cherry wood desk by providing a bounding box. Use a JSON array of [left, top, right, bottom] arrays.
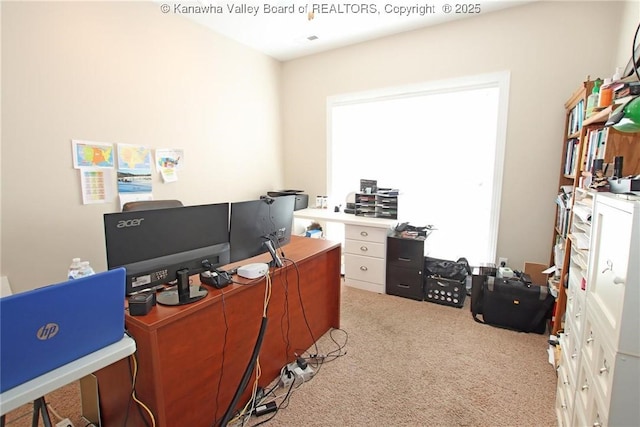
[[96, 236, 341, 427]]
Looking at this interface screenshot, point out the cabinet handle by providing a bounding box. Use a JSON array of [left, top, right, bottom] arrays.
[[599, 360, 609, 374], [360, 266, 368, 271], [587, 337, 594, 344], [581, 384, 589, 391], [602, 260, 625, 284], [398, 257, 411, 262], [398, 283, 410, 288], [360, 246, 368, 252], [360, 231, 368, 237]]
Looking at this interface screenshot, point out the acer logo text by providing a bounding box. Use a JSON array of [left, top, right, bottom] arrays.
[[117, 218, 144, 228]]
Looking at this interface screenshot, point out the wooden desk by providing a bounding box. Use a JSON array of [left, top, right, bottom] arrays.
[[96, 236, 341, 427]]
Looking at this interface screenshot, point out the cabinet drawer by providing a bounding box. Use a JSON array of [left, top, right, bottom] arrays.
[[344, 239, 385, 258], [555, 366, 573, 427], [591, 329, 615, 402], [345, 225, 388, 243], [344, 254, 385, 285], [588, 200, 632, 345], [386, 237, 424, 268], [386, 265, 423, 300], [555, 389, 572, 427], [581, 313, 599, 373]]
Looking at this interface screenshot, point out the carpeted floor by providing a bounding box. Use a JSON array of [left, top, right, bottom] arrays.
[[3, 284, 558, 427]]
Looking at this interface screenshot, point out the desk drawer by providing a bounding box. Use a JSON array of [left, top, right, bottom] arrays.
[[344, 239, 385, 258], [344, 254, 385, 285], [386, 237, 424, 268], [345, 225, 387, 243], [386, 265, 423, 300]]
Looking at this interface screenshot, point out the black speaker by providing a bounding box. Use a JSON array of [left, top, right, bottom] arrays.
[[614, 156, 624, 178], [128, 292, 155, 316]]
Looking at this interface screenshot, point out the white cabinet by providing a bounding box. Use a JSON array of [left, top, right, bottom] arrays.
[[557, 193, 640, 427], [293, 208, 396, 293], [343, 224, 389, 293], [556, 189, 593, 426]]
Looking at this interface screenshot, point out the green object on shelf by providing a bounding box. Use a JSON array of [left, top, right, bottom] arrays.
[[606, 96, 640, 133]]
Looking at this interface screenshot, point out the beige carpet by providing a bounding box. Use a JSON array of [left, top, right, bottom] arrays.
[[3, 284, 558, 427]]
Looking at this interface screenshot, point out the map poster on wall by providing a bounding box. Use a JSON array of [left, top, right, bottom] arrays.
[[117, 143, 152, 194], [155, 148, 183, 183], [71, 140, 115, 169]]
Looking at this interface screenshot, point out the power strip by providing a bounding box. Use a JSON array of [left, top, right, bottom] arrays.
[[279, 360, 314, 387]]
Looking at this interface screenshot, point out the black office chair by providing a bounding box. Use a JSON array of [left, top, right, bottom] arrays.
[[122, 199, 183, 212]]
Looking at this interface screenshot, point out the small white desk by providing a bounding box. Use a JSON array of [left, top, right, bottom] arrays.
[[294, 208, 397, 293], [0, 335, 136, 425]]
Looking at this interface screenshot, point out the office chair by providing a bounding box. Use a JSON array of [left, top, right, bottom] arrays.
[[121, 199, 183, 212]]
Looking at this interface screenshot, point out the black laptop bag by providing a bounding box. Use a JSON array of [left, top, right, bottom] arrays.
[[472, 276, 554, 334]]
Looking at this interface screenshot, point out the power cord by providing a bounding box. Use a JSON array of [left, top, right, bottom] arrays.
[[282, 258, 319, 358], [218, 272, 272, 427], [124, 351, 155, 427], [214, 290, 230, 422]]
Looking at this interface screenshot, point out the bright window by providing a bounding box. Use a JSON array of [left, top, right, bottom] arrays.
[[327, 72, 510, 265]]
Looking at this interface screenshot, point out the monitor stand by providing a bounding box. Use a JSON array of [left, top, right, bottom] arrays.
[[157, 268, 208, 306], [263, 240, 283, 268]]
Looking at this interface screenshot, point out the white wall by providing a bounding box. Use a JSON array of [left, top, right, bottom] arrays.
[[1, 1, 283, 292], [280, 0, 626, 269], [615, 1, 640, 74]]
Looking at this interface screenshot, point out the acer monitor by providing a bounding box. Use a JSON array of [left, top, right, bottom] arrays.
[[229, 196, 296, 266], [103, 203, 230, 305]]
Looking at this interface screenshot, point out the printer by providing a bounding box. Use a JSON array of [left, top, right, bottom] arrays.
[[266, 190, 309, 211]]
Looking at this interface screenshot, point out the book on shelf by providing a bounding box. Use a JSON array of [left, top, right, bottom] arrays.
[[567, 100, 585, 135], [584, 127, 608, 175], [564, 138, 580, 175]]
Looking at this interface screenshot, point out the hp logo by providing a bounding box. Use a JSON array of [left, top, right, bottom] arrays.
[[37, 323, 59, 340]]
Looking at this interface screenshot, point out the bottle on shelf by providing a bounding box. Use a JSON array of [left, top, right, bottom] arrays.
[[78, 261, 96, 278], [598, 78, 613, 108], [67, 258, 82, 280], [68, 258, 95, 279], [586, 78, 602, 117], [612, 66, 622, 82]]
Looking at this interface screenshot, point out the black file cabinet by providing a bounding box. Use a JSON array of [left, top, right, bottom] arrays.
[[385, 235, 425, 300]]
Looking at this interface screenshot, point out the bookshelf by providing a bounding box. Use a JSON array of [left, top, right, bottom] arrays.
[[550, 79, 640, 335]]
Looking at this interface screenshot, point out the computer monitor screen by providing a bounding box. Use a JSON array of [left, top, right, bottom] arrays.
[[103, 203, 230, 295], [229, 196, 295, 264]]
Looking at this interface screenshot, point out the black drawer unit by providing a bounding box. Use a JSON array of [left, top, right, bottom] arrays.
[[385, 235, 425, 300]]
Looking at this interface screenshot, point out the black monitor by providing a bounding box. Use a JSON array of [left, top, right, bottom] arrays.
[[229, 196, 296, 266], [103, 203, 230, 305]]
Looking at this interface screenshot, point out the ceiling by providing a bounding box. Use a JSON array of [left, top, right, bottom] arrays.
[[165, 0, 535, 61]]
